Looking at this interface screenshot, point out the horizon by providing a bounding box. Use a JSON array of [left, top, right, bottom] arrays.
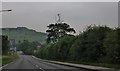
[[1, 25, 119, 34], [1, 27, 46, 33]]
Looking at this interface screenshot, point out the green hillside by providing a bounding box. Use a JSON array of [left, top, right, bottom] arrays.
[[2, 27, 47, 44]]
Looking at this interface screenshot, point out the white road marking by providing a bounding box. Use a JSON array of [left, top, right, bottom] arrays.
[[34, 64, 45, 71], [35, 65, 39, 68], [39, 68, 45, 71], [0, 64, 8, 70], [1, 57, 19, 70]]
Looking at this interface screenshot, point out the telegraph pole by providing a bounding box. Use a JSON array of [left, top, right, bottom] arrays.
[[118, 1, 120, 27], [56, 13, 63, 23]]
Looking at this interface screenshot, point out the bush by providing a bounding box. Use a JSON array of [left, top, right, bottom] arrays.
[[35, 25, 120, 67], [103, 28, 120, 64], [36, 35, 76, 61], [70, 25, 111, 62]]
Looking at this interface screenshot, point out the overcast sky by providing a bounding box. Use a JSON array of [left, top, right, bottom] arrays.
[[2, 0, 120, 2], [2, 2, 118, 34]]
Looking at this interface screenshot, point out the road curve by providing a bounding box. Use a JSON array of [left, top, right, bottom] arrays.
[[2, 55, 90, 71]]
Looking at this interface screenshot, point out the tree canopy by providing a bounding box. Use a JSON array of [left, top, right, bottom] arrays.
[[46, 23, 76, 43], [2, 35, 10, 55]]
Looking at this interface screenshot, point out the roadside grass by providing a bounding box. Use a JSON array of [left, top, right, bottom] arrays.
[[91, 63, 120, 69], [2, 54, 19, 66], [65, 61, 120, 69], [0, 56, 2, 66]]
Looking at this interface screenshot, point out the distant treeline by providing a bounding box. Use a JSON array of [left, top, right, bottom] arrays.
[[2, 27, 47, 44], [1, 35, 42, 55], [34, 25, 120, 65]]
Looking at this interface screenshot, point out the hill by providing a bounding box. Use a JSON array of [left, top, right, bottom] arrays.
[[2, 27, 47, 44]]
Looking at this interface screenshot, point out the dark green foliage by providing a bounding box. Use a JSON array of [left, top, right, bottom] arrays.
[[103, 28, 120, 64], [2, 27, 47, 44], [19, 40, 38, 55], [35, 25, 120, 66], [35, 35, 76, 60], [2, 35, 10, 55], [56, 35, 76, 60], [70, 25, 111, 62], [46, 23, 76, 43]]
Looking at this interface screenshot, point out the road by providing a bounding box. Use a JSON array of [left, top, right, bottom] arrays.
[[2, 55, 90, 71]]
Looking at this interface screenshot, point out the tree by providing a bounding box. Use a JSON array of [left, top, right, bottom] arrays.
[[46, 23, 76, 43], [103, 28, 120, 63], [36, 35, 76, 60], [70, 25, 111, 62], [19, 40, 33, 55], [2, 35, 10, 55], [56, 35, 76, 60], [46, 14, 75, 43]]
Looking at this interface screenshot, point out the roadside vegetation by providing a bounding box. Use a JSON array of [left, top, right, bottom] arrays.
[[2, 35, 19, 66], [2, 54, 19, 66], [3, 21, 119, 69], [34, 24, 120, 69], [18, 40, 39, 55], [0, 56, 2, 66]]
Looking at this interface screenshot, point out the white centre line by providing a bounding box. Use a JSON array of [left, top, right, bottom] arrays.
[[39, 68, 45, 71], [35, 65, 39, 68]]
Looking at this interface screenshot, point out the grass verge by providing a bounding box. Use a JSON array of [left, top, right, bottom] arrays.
[[0, 56, 2, 66], [65, 60, 120, 69], [2, 54, 19, 66]]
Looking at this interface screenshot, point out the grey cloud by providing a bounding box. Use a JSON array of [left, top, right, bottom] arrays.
[[2, 2, 118, 34]]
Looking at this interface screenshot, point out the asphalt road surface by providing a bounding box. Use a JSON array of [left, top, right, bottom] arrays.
[[2, 55, 91, 71]]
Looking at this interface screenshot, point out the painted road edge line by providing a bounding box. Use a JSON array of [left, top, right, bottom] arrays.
[[32, 56, 119, 71], [31, 56, 97, 71], [0, 64, 8, 70], [0, 59, 18, 70]]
